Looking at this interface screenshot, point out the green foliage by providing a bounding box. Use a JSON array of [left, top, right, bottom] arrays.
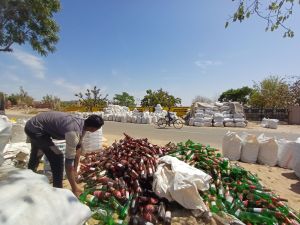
[[141, 88, 181, 108], [7, 93, 18, 105], [249, 76, 291, 108], [218, 86, 253, 104], [113, 92, 136, 107], [75, 86, 108, 112], [289, 76, 300, 105], [227, 0, 298, 37], [6, 86, 34, 106], [42, 94, 61, 110], [0, 0, 60, 55]]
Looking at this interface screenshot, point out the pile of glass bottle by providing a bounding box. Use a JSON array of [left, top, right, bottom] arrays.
[[78, 134, 172, 225], [168, 140, 300, 225]]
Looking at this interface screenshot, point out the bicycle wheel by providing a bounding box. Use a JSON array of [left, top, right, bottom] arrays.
[[173, 119, 183, 129], [157, 118, 167, 128]]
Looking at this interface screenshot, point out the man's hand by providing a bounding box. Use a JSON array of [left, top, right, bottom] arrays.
[[72, 185, 83, 198]]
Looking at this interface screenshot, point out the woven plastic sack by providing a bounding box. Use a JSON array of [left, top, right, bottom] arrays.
[[240, 133, 259, 163], [257, 134, 278, 166], [222, 131, 242, 161]]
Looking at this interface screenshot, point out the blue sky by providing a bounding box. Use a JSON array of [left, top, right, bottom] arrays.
[[0, 0, 299, 105]]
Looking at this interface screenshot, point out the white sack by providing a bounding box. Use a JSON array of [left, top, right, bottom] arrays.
[[152, 116, 158, 124], [194, 122, 204, 127], [136, 117, 142, 124], [294, 138, 300, 178], [277, 139, 300, 169], [224, 122, 235, 127], [189, 118, 195, 126], [233, 113, 244, 118], [153, 156, 211, 210], [257, 134, 278, 166], [224, 118, 234, 122], [235, 122, 247, 128], [234, 118, 245, 123], [261, 118, 279, 129], [82, 128, 102, 152], [195, 113, 204, 118], [213, 122, 224, 127], [222, 131, 242, 161], [0, 165, 91, 225], [240, 133, 259, 163], [0, 116, 12, 166], [203, 122, 212, 127]]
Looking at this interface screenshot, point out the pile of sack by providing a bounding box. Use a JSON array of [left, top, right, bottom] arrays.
[[76, 104, 177, 125], [188, 102, 247, 128], [222, 131, 300, 178], [261, 117, 279, 129]]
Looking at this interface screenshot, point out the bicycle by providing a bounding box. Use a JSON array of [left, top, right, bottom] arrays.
[[157, 117, 184, 129]]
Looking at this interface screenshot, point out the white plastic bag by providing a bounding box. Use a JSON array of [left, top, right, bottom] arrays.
[[240, 133, 259, 163], [153, 156, 211, 211], [257, 134, 278, 166], [0, 165, 91, 225], [0, 116, 12, 166], [222, 131, 242, 161], [277, 139, 299, 169]]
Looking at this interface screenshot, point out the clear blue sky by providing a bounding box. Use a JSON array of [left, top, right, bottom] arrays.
[[0, 0, 299, 105]]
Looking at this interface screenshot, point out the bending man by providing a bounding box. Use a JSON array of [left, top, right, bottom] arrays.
[[25, 111, 104, 196]]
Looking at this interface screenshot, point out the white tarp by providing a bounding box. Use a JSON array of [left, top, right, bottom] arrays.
[[240, 133, 259, 163], [153, 156, 211, 211], [257, 134, 278, 166], [0, 165, 91, 225], [222, 131, 242, 161]]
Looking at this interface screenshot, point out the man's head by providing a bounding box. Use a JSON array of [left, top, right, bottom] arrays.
[[84, 115, 104, 132]]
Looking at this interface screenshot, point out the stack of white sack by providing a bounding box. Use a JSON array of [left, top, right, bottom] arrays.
[[222, 131, 300, 176], [188, 102, 247, 128]]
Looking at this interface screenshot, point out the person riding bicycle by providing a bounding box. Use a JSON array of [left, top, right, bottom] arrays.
[[166, 108, 173, 126]]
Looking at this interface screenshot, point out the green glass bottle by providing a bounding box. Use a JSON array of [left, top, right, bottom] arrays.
[[209, 198, 220, 213], [209, 183, 217, 196], [119, 195, 133, 219], [234, 209, 279, 225], [109, 196, 123, 212]]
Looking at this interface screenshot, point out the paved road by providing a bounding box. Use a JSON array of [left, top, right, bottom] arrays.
[[6, 114, 299, 148], [103, 121, 300, 148]]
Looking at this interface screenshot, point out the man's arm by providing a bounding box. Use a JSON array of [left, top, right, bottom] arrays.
[[65, 132, 82, 197], [65, 159, 82, 197]]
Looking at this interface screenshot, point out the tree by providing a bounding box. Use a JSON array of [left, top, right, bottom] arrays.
[[6, 86, 34, 106], [0, 0, 60, 55], [249, 76, 291, 108], [141, 89, 181, 108], [42, 94, 61, 110], [289, 76, 300, 105], [113, 92, 136, 107], [218, 86, 253, 104], [75, 86, 108, 112], [227, 0, 298, 37], [192, 95, 212, 104]]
